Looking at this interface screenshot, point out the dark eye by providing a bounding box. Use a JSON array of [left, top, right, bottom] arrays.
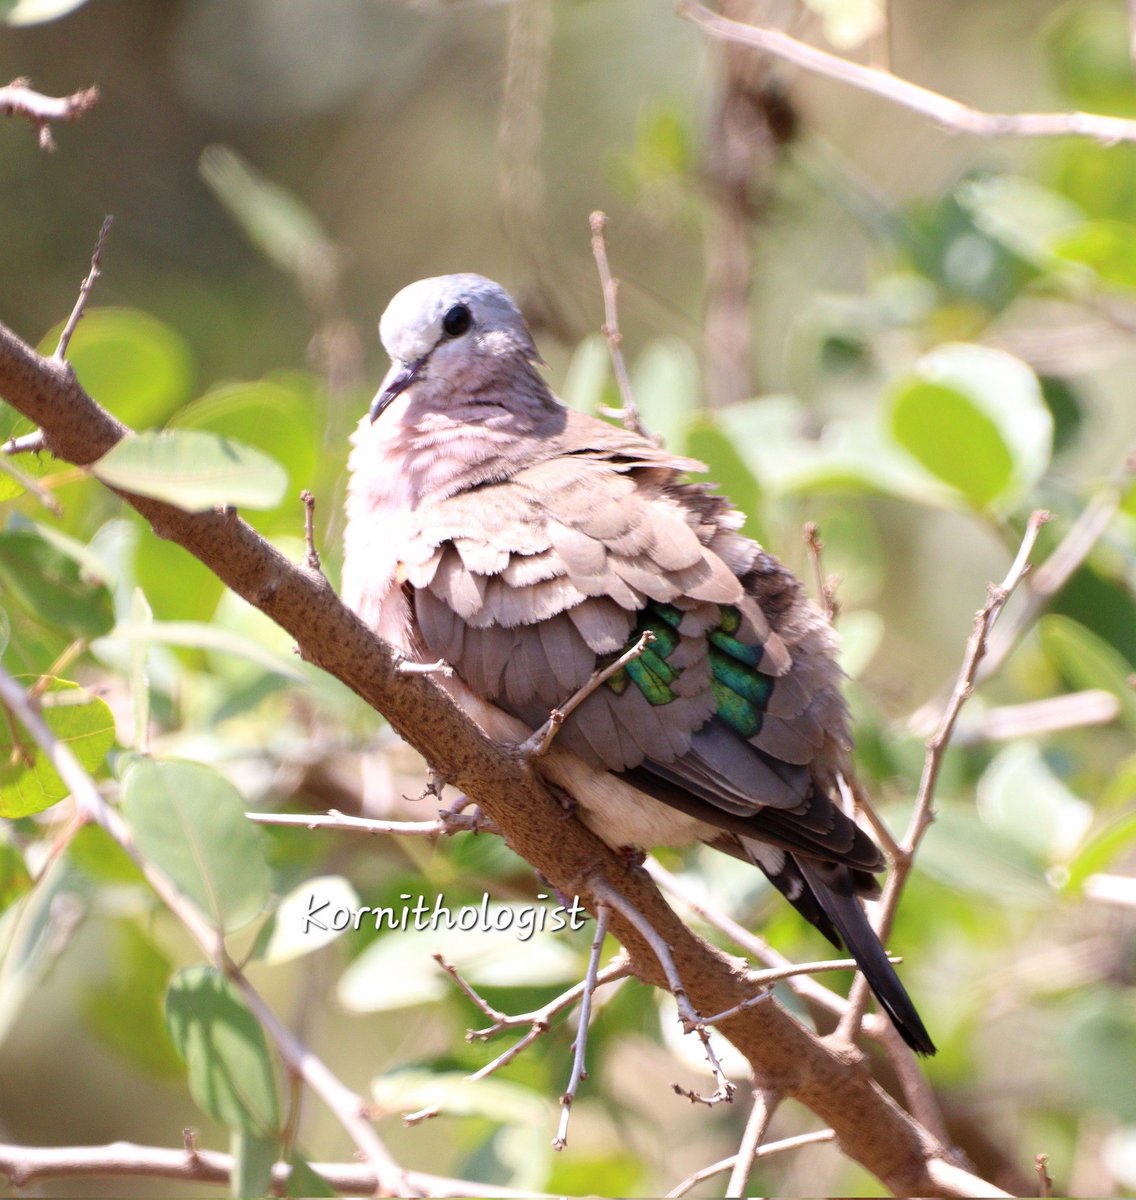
[[442, 303, 472, 338]]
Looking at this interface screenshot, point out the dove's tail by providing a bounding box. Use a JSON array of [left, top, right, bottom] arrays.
[[796, 857, 936, 1056]]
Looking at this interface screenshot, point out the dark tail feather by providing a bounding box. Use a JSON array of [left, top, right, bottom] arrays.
[[798, 858, 937, 1056]]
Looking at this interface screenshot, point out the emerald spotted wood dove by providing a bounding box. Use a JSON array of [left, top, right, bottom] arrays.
[[343, 273, 935, 1055]]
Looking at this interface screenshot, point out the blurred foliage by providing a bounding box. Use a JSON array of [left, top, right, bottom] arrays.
[[2, 1, 1136, 1197]]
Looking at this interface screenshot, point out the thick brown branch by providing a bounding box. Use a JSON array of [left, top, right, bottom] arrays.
[[0, 317, 1005, 1198]]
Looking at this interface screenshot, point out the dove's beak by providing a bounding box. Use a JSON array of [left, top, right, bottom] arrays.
[[370, 356, 426, 423]]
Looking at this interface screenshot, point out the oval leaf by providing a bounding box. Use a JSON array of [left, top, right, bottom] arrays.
[[166, 965, 280, 1134], [0, 679, 116, 819], [91, 430, 287, 512], [122, 758, 269, 932], [1040, 614, 1136, 732], [258, 875, 361, 964], [888, 343, 1052, 509]]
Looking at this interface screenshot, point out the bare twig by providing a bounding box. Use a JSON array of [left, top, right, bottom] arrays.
[[1036, 1152, 1053, 1198], [0, 1140, 541, 1198], [803, 522, 839, 622], [666, 1129, 836, 1198], [553, 904, 610, 1149], [588, 210, 648, 438], [0, 79, 99, 150], [592, 878, 735, 1106], [969, 690, 1119, 743], [55, 216, 113, 361], [681, 1, 1136, 145], [1, 430, 46, 456], [434, 948, 631, 1085], [839, 510, 1049, 1045], [246, 807, 498, 837], [726, 1085, 780, 1198], [0, 666, 407, 1195], [519, 629, 656, 758], [842, 772, 902, 864], [300, 489, 321, 573]]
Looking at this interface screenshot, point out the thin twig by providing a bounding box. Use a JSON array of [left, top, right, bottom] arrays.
[[842, 772, 902, 865], [55, 216, 113, 361], [0, 1140, 542, 1198], [246, 807, 498, 837], [1036, 1152, 1053, 1198], [433, 949, 631, 1083], [645, 858, 851, 1022], [300, 489, 321, 573], [726, 1086, 780, 1198], [803, 522, 839, 622], [967, 690, 1119, 743], [588, 210, 649, 438], [0, 79, 99, 151], [1, 430, 46, 456], [519, 629, 656, 758], [592, 877, 735, 1106], [0, 666, 408, 1195], [838, 510, 1049, 1045], [553, 904, 610, 1149], [681, 1, 1136, 145], [665, 1129, 836, 1198]]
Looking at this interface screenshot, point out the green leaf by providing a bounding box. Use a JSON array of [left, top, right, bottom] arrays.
[[1044, 1, 1136, 118], [257, 875, 361, 964], [887, 343, 1052, 509], [80, 919, 183, 1077], [102, 619, 305, 682], [284, 1156, 336, 1198], [559, 335, 610, 415], [166, 966, 280, 1134], [200, 145, 339, 294], [122, 759, 270, 933], [630, 338, 699, 450], [957, 176, 1086, 272], [1039, 615, 1136, 733], [0, 838, 31, 916], [0, 679, 116, 818], [685, 416, 763, 540], [0, 607, 9, 656], [37, 309, 192, 429], [91, 431, 288, 512], [1052, 219, 1136, 290], [0, 529, 115, 640], [1063, 992, 1136, 1122], [976, 742, 1092, 864], [371, 1067, 549, 1127], [231, 1129, 278, 1200], [128, 589, 152, 751], [1064, 809, 1136, 893], [170, 379, 323, 532]]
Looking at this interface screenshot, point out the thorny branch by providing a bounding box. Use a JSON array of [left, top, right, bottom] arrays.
[[589, 210, 649, 439], [681, 1, 1136, 145], [0, 78, 99, 150], [838, 510, 1050, 1044]]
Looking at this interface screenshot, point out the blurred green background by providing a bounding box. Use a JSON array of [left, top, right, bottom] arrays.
[[3, 0, 1136, 1196]]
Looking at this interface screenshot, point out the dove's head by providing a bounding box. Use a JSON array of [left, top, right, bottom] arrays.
[[370, 274, 544, 423]]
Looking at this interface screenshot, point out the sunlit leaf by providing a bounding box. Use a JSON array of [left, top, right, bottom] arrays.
[[371, 1067, 549, 1127], [101, 618, 305, 682], [559, 335, 610, 415], [1064, 810, 1136, 893], [630, 338, 699, 451], [92, 430, 287, 512], [1, 0, 90, 25], [1052, 219, 1136, 290], [166, 966, 280, 1134], [0, 529, 115, 639], [257, 875, 361, 964], [122, 758, 269, 933], [0, 678, 116, 819], [888, 343, 1052, 509], [957, 176, 1085, 272], [976, 741, 1092, 863], [231, 1129, 278, 1200], [802, 0, 883, 48]]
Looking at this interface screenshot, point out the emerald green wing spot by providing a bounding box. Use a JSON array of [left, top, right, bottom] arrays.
[[604, 602, 683, 705], [708, 645, 773, 707], [625, 653, 677, 705], [708, 628, 764, 666], [653, 604, 684, 630], [711, 678, 763, 737]]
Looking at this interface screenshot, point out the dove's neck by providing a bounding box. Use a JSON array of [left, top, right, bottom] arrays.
[[351, 360, 563, 510]]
